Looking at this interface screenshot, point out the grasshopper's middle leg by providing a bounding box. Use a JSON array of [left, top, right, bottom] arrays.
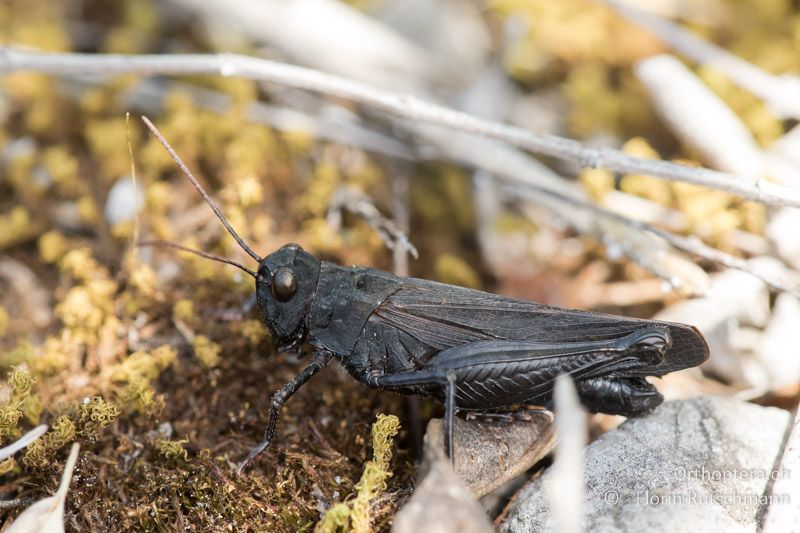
[[375, 369, 460, 464]]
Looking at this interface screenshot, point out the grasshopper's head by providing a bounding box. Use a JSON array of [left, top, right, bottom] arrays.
[[137, 117, 321, 350], [256, 244, 320, 346]]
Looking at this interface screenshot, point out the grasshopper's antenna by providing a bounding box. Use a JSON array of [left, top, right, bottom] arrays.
[[138, 240, 257, 278], [140, 116, 263, 263]]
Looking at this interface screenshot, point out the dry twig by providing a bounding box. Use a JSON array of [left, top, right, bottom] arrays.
[[3, 47, 800, 208]]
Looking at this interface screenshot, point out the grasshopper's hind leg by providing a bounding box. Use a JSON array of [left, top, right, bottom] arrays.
[[575, 376, 663, 416], [444, 370, 457, 463]]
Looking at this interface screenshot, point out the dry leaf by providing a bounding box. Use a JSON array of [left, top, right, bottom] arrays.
[[7, 442, 80, 533]]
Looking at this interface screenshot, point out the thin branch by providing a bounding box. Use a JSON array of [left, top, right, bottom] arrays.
[[417, 123, 712, 293], [327, 186, 418, 260], [6, 46, 797, 292], [122, 78, 418, 161], [3, 47, 800, 208], [501, 182, 800, 295]]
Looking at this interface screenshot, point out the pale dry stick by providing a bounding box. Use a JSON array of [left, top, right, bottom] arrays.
[[635, 54, 763, 177], [3, 47, 800, 208], [602, 0, 800, 119], [390, 169, 412, 278], [125, 112, 141, 251], [501, 182, 800, 295], [546, 375, 587, 533], [0, 424, 48, 461]]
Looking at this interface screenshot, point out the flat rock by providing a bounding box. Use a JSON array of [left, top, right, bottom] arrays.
[[426, 409, 556, 498], [501, 396, 791, 533]]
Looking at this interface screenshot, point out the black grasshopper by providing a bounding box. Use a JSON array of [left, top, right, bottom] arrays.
[[140, 117, 709, 471]]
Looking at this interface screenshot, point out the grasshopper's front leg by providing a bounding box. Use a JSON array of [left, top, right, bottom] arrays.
[[238, 350, 333, 473]]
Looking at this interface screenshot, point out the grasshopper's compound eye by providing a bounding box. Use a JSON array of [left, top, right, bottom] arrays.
[[272, 267, 297, 302]]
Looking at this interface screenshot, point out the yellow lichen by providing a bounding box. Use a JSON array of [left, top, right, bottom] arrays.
[[85, 116, 139, 179], [0, 457, 17, 475], [21, 394, 43, 425], [21, 439, 47, 469], [112, 346, 175, 416], [56, 286, 108, 342], [155, 438, 189, 461], [38, 230, 69, 264], [113, 345, 177, 382], [301, 219, 343, 257], [0, 368, 36, 441], [172, 299, 195, 325], [9, 367, 35, 404], [145, 181, 173, 214], [316, 414, 401, 533], [22, 414, 76, 469], [315, 503, 351, 533], [119, 377, 163, 417], [59, 248, 107, 281], [579, 168, 615, 201], [123, 252, 160, 311], [77, 396, 120, 437], [0, 207, 41, 250], [47, 415, 77, 449], [0, 405, 23, 440], [618, 138, 673, 206], [192, 335, 221, 369], [77, 195, 101, 225], [42, 145, 80, 195], [234, 320, 268, 345], [303, 162, 341, 217], [0, 340, 36, 370], [33, 332, 78, 375]]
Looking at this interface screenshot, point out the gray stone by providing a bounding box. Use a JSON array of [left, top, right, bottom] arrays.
[[501, 396, 791, 533]]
